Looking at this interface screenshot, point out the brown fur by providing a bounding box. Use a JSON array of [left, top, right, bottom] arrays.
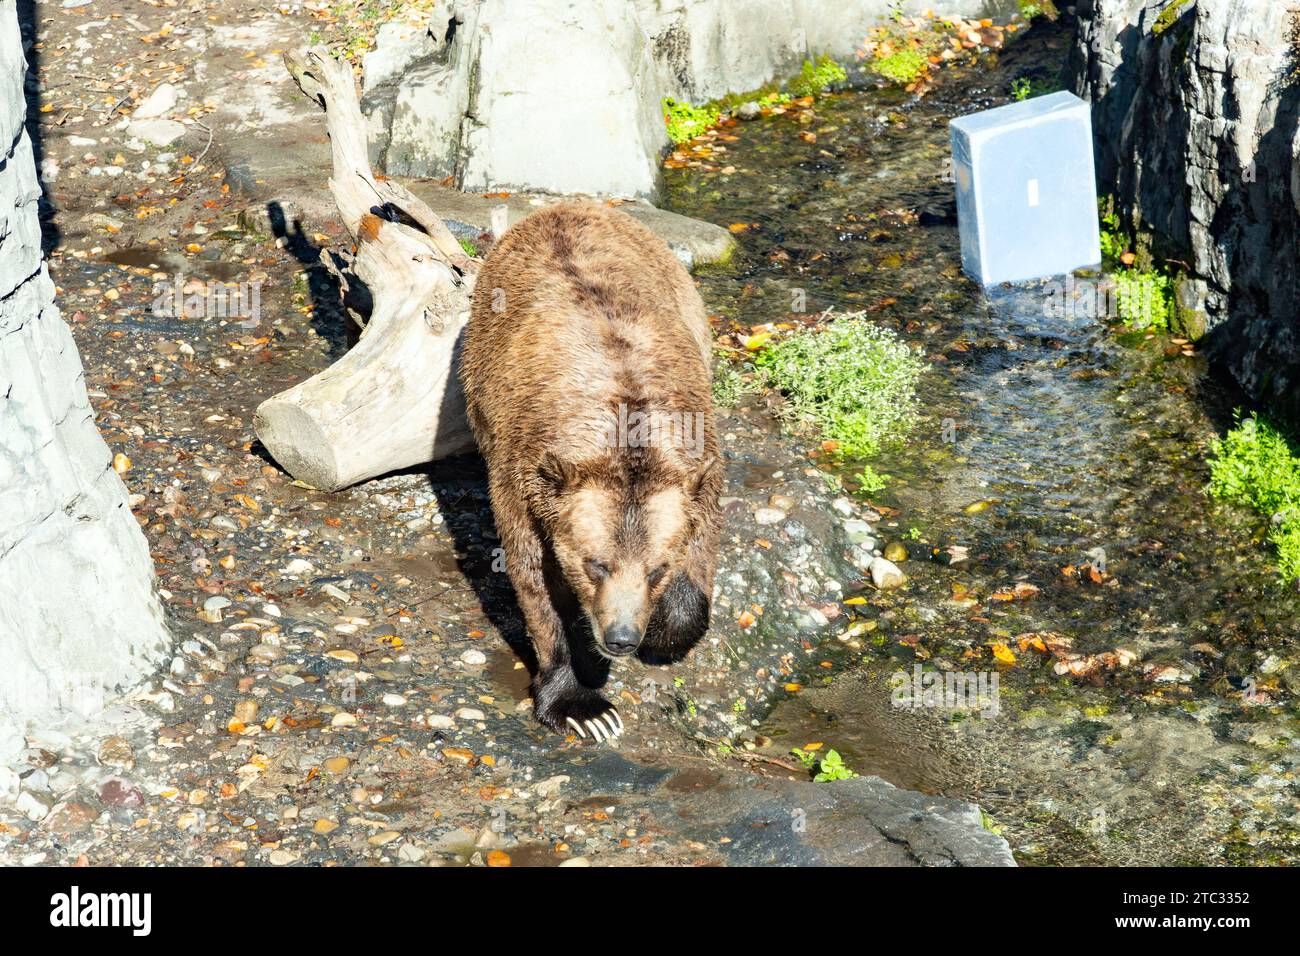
[[460, 202, 722, 736]]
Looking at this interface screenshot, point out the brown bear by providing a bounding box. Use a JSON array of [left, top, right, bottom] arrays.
[[460, 202, 722, 740]]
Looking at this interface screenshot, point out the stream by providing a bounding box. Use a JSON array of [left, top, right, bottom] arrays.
[[662, 20, 1300, 865]]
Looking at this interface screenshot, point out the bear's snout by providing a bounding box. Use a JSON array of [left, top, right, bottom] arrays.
[[601, 623, 642, 656]]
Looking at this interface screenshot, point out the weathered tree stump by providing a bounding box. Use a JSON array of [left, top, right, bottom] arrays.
[[253, 47, 479, 492]]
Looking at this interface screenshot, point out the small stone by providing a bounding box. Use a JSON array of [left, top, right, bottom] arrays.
[[558, 856, 591, 867], [535, 774, 570, 798], [268, 849, 299, 865], [870, 557, 906, 590], [133, 82, 179, 118], [204, 595, 232, 613], [97, 736, 135, 770], [455, 707, 485, 721], [397, 843, 426, 863], [326, 649, 359, 663], [331, 712, 357, 728], [16, 790, 53, 821], [883, 541, 909, 562], [43, 801, 99, 834], [126, 118, 186, 147], [754, 507, 786, 525], [247, 643, 284, 663], [736, 100, 761, 121], [98, 779, 143, 807], [459, 649, 487, 666], [313, 818, 339, 834], [382, 694, 408, 707], [282, 558, 315, 576], [369, 831, 400, 846], [323, 756, 351, 774], [842, 519, 875, 544], [233, 699, 258, 724], [768, 493, 796, 511], [426, 715, 456, 730]]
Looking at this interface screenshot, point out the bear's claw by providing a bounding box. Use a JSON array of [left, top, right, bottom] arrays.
[[533, 669, 625, 741], [564, 705, 622, 741]]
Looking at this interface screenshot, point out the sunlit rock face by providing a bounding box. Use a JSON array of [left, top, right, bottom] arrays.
[[359, 0, 1001, 198], [1073, 0, 1300, 418], [0, 1, 168, 762]]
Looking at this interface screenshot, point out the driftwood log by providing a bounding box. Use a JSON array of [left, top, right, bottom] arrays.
[[253, 48, 479, 491]]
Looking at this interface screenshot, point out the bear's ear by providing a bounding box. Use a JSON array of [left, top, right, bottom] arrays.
[[537, 452, 577, 495], [688, 455, 721, 502]]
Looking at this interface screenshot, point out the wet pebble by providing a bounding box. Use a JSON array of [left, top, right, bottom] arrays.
[[870, 557, 906, 590]]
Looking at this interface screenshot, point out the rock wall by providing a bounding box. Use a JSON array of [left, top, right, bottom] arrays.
[[1071, 0, 1300, 417], [362, 0, 1013, 197], [0, 0, 168, 766]]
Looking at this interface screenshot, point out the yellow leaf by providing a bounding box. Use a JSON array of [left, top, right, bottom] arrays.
[[991, 643, 1016, 665]]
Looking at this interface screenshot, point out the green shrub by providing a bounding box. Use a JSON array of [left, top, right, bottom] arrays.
[[1114, 270, 1174, 331], [1208, 412, 1300, 582], [788, 54, 848, 97], [872, 48, 930, 85], [753, 315, 927, 459], [662, 97, 720, 144]]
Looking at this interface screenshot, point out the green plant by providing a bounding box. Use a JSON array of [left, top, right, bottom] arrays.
[[788, 54, 848, 97], [1009, 76, 1060, 101], [1208, 412, 1300, 582], [1097, 199, 1176, 331], [1114, 270, 1174, 331], [855, 465, 890, 496], [458, 236, 479, 257], [872, 48, 930, 85], [1018, 0, 1060, 18], [662, 97, 721, 144], [791, 748, 859, 782], [1098, 202, 1126, 266], [752, 314, 927, 459], [712, 361, 756, 407]]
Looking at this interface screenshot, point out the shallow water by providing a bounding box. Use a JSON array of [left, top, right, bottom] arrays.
[[662, 27, 1300, 864]]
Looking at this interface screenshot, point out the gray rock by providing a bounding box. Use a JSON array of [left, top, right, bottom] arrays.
[[132, 82, 179, 119], [126, 118, 186, 147], [1071, 0, 1300, 415], [564, 751, 1014, 866], [0, 16, 170, 762], [361, 0, 992, 198]]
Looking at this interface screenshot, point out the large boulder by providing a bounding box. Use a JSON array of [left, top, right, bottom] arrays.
[[0, 1, 169, 762], [361, 0, 1003, 198], [1071, 0, 1300, 417]]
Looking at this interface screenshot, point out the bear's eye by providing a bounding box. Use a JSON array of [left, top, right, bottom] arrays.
[[647, 563, 668, 588], [585, 559, 611, 581]]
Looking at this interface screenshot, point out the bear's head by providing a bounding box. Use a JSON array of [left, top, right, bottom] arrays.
[[537, 449, 716, 660]]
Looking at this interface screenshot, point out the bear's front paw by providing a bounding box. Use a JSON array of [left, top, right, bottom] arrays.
[[534, 672, 623, 741]]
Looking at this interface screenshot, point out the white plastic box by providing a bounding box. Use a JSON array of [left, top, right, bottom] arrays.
[[949, 91, 1101, 286]]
